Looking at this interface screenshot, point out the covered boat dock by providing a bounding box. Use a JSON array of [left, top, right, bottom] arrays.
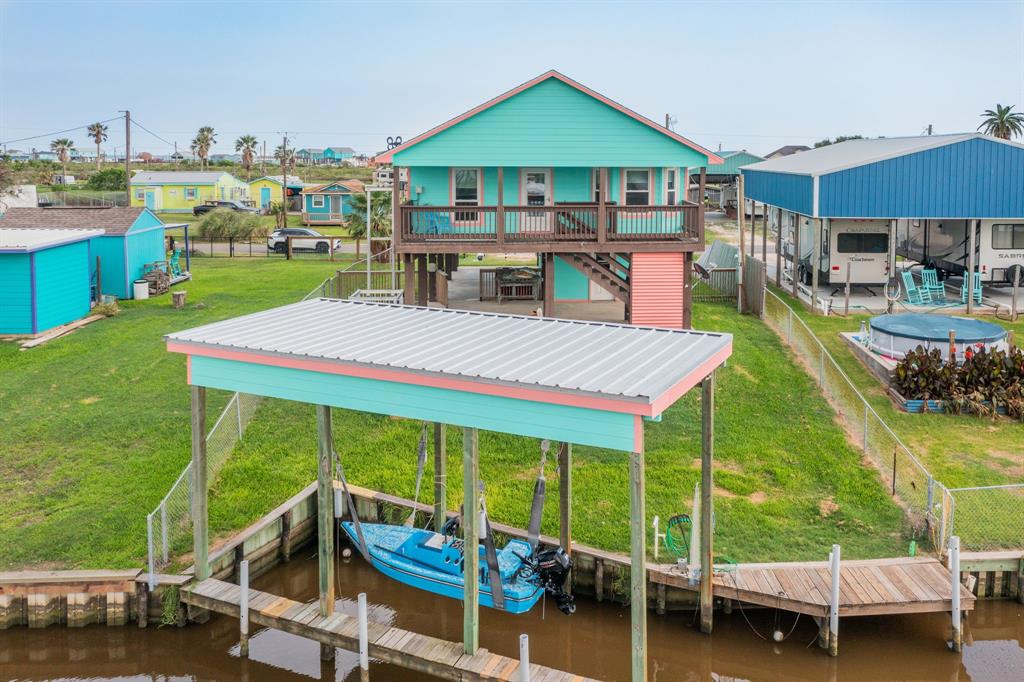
[[166, 299, 732, 680]]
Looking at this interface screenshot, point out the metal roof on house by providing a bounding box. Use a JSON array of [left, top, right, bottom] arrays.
[[692, 149, 764, 176], [166, 299, 731, 406], [131, 171, 229, 185], [0, 227, 103, 252], [326, 147, 355, 154], [0, 207, 150, 234], [743, 134, 1006, 176], [251, 175, 303, 187]]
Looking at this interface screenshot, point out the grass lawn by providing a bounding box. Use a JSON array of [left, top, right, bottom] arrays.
[[0, 260, 909, 570], [769, 286, 1024, 489]]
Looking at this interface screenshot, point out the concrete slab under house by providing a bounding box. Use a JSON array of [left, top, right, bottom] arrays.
[[374, 69, 726, 329], [740, 133, 1024, 316], [165, 298, 732, 680]]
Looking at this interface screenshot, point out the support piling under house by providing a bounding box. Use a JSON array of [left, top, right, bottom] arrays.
[[167, 299, 731, 680]]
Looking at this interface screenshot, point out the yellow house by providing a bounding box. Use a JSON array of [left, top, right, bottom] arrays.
[[130, 171, 250, 213], [248, 175, 304, 212]]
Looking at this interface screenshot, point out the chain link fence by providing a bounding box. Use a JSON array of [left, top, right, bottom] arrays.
[[146, 392, 263, 581], [764, 287, 1022, 553]]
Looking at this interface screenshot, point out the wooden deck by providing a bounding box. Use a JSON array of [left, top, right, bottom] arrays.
[[182, 578, 596, 682], [652, 556, 976, 617]]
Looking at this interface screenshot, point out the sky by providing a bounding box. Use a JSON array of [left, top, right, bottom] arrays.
[[1, 0, 1022, 158]]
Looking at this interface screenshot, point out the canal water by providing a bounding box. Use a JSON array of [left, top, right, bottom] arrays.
[[1, 551, 1021, 681]]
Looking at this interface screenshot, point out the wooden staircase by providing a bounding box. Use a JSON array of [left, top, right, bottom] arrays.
[[563, 253, 631, 303]]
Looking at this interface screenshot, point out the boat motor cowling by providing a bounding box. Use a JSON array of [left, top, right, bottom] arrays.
[[534, 547, 576, 615]]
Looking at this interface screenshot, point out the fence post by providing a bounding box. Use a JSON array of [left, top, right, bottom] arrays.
[[950, 536, 962, 652], [239, 559, 250, 657], [358, 592, 369, 671], [829, 544, 840, 656], [926, 476, 935, 515], [236, 394, 243, 437], [146, 513, 156, 591], [891, 447, 898, 496], [519, 634, 531, 682], [160, 502, 168, 563], [862, 405, 868, 453]]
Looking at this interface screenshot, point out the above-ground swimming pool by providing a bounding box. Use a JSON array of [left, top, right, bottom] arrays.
[[867, 313, 1007, 361]]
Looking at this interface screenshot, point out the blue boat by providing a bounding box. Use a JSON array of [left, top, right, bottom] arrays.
[[340, 521, 574, 615]]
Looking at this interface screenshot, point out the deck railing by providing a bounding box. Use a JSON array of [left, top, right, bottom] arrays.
[[399, 202, 701, 246]]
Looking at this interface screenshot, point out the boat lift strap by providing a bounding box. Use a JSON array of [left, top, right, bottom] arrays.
[[480, 485, 505, 611], [334, 449, 372, 564], [405, 423, 429, 528]]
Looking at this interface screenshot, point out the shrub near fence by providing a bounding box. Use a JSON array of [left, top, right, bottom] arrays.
[[763, 288, 1023, 553]]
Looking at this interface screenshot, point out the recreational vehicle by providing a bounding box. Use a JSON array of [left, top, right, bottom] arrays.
[[896, 219, 1024, 286], [786, 215, 892, 286]]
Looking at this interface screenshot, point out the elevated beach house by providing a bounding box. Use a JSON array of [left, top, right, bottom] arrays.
[[375, 70, 721, 328], [130, 171, 250, 213], [301, 179, 364, 225]]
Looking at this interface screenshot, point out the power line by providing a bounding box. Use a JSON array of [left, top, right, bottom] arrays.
[[131, 117, 178, 148], [0, 115, 123, 146]]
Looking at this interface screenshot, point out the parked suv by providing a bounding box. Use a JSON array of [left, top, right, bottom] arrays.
[[193, 200, 259, 216], [266, 228, 342, 254]]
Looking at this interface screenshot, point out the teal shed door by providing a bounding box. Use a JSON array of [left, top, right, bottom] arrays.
[[145, 191, 156, 210], [260, 187, 271, 209]]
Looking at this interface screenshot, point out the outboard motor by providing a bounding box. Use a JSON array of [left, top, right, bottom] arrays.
[[534, 547, 575, 615]]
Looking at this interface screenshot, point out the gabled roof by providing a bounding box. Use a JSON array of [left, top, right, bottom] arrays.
[[131, 171, 230, 185], [0, 227, 104, 253], [743, 133, 1024, 177], [0, 207, 156, 235], [302, 179, 362, 194], [250, 175, 303, 187], [374, 70, 723, 165], [326, 146, 355, 154]]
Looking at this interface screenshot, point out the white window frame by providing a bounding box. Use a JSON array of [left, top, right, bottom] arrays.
[[664, 168, 679, 205], [450, 167, 483, 223], [992, 223, 1024, 250], [134, 188, 145, 201], [623, 168, 652, 206], [311, 194, 326, 208], [591, 168, 605, 203], [184, 187, 197, 200]]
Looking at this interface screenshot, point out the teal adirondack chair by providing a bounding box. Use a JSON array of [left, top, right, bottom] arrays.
[[961, 271, 982, 305], [920, 268, 945, 300], [901, 270, 931, 305]]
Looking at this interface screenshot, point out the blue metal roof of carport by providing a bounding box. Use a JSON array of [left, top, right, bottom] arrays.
[[741, 133, 1024, 219]]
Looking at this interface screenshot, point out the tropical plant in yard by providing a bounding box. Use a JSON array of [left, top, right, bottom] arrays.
[[194, 208, 269, 240], [347, 191, 391, 259], [978, 105, 1024, 140], [49, 138, 74, 181], [87, 122, 108, 170], [235, 134, 259, 180], [192, 126, 216, 170]]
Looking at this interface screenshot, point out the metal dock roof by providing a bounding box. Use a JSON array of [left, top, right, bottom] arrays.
[[166, 299, 731, 405], [0, 227, 104, 252]]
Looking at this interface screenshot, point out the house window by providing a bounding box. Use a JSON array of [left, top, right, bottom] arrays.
[[185, 187, 197, 200], [992, 224, 1024, 250], [592, 169, 602, 203], [311, 195, 325, 208], [665, 168, 678, 205], [134, 189, 144, 201], [453, 168, 481, 221], [624, 169, 651, 206]]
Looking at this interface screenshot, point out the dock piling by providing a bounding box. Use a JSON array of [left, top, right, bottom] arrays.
[[519, 633, 531, 682], [358, 592, 369, 670], [829, 544, 840, 656], [239, 559, 250, 657], [950, 536, 962, 652]]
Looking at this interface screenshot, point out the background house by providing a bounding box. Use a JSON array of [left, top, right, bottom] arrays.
[[301, 179, 363, 225], [764, 145, 810, 159], [690, 149, 765, 213], [249, 175, 304, 211], [130, 171, 250, 212]]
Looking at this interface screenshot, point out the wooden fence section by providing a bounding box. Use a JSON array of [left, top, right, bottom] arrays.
[[183, 578, 596, 682], [741, 257, 766, 317]]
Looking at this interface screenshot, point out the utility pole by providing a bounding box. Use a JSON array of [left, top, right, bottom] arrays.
[[280, 133, 289, 228], [119, 110, 131, 204], [261, 140, 267, 176]]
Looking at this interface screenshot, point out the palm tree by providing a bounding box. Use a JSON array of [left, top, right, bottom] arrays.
[[50, 138, 74, 182], [347, 191, 391, 259], [235, 134, 259, 180], [978, 104, 1024, 140], [273, 143, 296, 227], [87, 122, 108, 170], [193, 126, 216, 169]]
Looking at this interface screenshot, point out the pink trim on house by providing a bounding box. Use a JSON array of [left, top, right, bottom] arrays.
[[373, 71, 724, 165], [633, 414, 645, 453], [168, 341, 670, 416], [649, 343, 732, 416], [186, 355, 192, 384]]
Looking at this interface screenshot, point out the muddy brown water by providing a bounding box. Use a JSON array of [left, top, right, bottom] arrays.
[[1, 552, 1021, 681]]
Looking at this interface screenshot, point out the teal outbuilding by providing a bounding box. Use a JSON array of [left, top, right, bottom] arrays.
[[0, 228, 102, 334], [0, 207, 185, 299]]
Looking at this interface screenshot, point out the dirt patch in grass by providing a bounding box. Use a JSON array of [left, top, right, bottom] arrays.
[[730, 364, 759, 384], [819, 497, 840, 518], [748, 491, 768, 504], [79, 396, 101, 405]]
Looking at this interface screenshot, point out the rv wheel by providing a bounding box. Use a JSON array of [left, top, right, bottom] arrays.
[[1004, 264, 1024, 286]]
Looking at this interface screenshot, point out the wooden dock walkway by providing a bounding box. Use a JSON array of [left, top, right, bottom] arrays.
[[652, 556, 976, 617], [182, 578, 596, 682]]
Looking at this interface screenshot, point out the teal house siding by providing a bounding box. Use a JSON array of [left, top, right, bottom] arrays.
[[190, 355, 637, 451], [89, 235, 128, 298], [0, 253, 33, 334], [34, 241, 91, 332], [554, 256, 589, 300], [393, 77, 710, 169], [90, 210, 166, 299]]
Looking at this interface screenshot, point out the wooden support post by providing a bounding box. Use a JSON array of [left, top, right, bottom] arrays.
[[829, 544, 840, 656], [1017, 557, 1023, 604], [315, 405, 335, 661], [811, 219, 822, 314], [749, 201, 756, 259], [462, 427, 480, 655], [190, 385, 209, 581], [698, 168, 707, 241], [558, 442, 572, 556], [966, 220, 977, 314], [416, 254, 429, 306], [683, 251, 693, 329], [950, 535, 962, 652], [629, 441, 647, 681], [403, 253, 414, 304], [95, 256, 103, 302], [774, 207, 782, 288], [792, 213, 801, 299], [597, 168, 608, 244], [595, 559, 605, 602], [496, 167, 505, 246], [737, 176, 746, 268], [844, 262, 851, 316], [762, 201, 768, 263], [279, 510, 292, 562], [433, 423, 447, 533], [700, 372, 715, 634], [542, 253, 555, 317], [287, 236, 293, 260], [816, 617, 829, 649]]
